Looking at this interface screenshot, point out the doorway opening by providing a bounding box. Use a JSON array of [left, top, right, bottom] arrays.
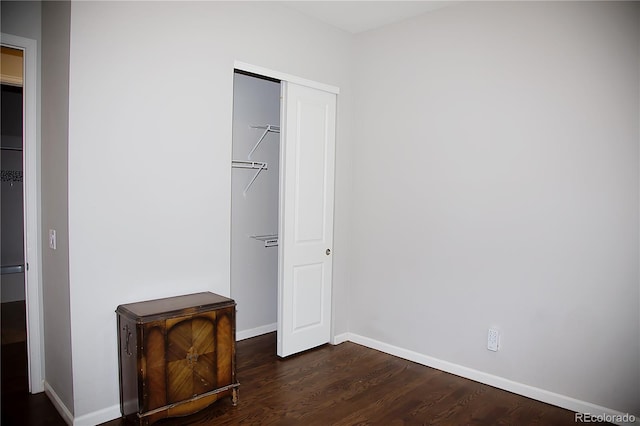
[[230, 70, 281, 342], [1, 45, 28, 396], [1, 33, 43, 395], [230, 63, 338, 358]]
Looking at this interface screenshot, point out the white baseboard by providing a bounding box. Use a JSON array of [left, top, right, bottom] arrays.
[[44, 381, 73, 425], [237, 322, 277, 341], [45, 381, 120, 426], [72, 403, 121, 426], [332, 332, 350, 345], [345, 333, 639, 426]]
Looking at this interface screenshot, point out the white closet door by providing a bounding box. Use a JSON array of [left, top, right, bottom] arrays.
[[277, 81, 336, 358]]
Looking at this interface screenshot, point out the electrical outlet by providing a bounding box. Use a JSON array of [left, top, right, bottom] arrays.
[[488, 328, 499, 352]]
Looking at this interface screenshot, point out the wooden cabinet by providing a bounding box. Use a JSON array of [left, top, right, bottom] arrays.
[[116, 292, 239, 425]]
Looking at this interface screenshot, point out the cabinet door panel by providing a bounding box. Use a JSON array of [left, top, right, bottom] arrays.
[[193, 352, 216, 394], [166, 319, 191, 362], [167, 319, 193, 403], [192, 315, 216, 357], [144, 325, 167, 411], [192, 315, 217, 393], [216, 309, 234, 385], [167, 359, 193, 403]]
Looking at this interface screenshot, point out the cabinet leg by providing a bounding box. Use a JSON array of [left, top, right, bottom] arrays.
[[231, 388, 239, 406]]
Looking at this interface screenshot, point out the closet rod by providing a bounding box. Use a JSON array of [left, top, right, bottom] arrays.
[[249, 124, 280, 131], [248, 124, 280, 159], [231, 160, 268, 195], [0, 146, 23, 151], [1, 264, 24, 275], [231, 160, 267, 169], [250, 234, 278, 247]]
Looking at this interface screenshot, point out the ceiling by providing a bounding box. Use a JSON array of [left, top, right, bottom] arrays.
[[281, 1, 455, 34]]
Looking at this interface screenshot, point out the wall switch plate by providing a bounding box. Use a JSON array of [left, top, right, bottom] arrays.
[[49, 229, 57, 250], [488, 328, 499, 352]]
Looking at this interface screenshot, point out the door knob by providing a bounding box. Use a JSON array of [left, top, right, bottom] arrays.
[[326, 249, 331, 255]]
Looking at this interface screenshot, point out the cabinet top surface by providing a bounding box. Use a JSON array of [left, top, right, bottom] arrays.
[[116, 292, 235, 321]]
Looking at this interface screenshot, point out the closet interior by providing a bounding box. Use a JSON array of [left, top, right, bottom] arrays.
[[1, 45, 28, 394], [231, 71, 281, 340]]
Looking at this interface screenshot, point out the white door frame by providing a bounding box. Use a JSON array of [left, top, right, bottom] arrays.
[[234, 62, 339, 96], [231, 61, 339, 349], [1, 33, 44, 393]]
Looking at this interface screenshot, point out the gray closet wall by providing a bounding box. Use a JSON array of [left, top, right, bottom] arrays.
[[231, 72, 281, 337]]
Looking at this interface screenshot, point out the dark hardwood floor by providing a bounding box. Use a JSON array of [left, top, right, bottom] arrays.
[[101, 332, 604, 426], [2, 326, 609, 426], [1, 301, 68, 426]]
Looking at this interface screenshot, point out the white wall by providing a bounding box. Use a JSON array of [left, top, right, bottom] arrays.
[[231, 73, 280, 337], [1, 1, 41, 42], [67, 2, 353, 422], [351, 1, 639, 416], [41, 0, 73, 417]]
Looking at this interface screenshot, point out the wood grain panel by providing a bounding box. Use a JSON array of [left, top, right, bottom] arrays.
[[215, 310, 233, 386], [166, 392, 226, 418], [117, 316, 139, 416], [167, 320, 194, 403], [167, 359, 193, 403], [192, 315, 217, 394], [166, 319, 191, 363], [144, 326, 166, 411], [192, 315, 215, 358], [192, 353, 216, 395]]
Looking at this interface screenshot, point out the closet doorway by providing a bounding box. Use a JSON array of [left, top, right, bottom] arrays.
[[231, 70, 281, 343], [230, 64, 338, 357], [1, 33, 43, 394], [1, 45, 28, 396]]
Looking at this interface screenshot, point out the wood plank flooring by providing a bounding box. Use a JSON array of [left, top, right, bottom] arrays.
[[0, 320, 609, 426], [98, 332, 605, 425], [1, 301, 69, 426]]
